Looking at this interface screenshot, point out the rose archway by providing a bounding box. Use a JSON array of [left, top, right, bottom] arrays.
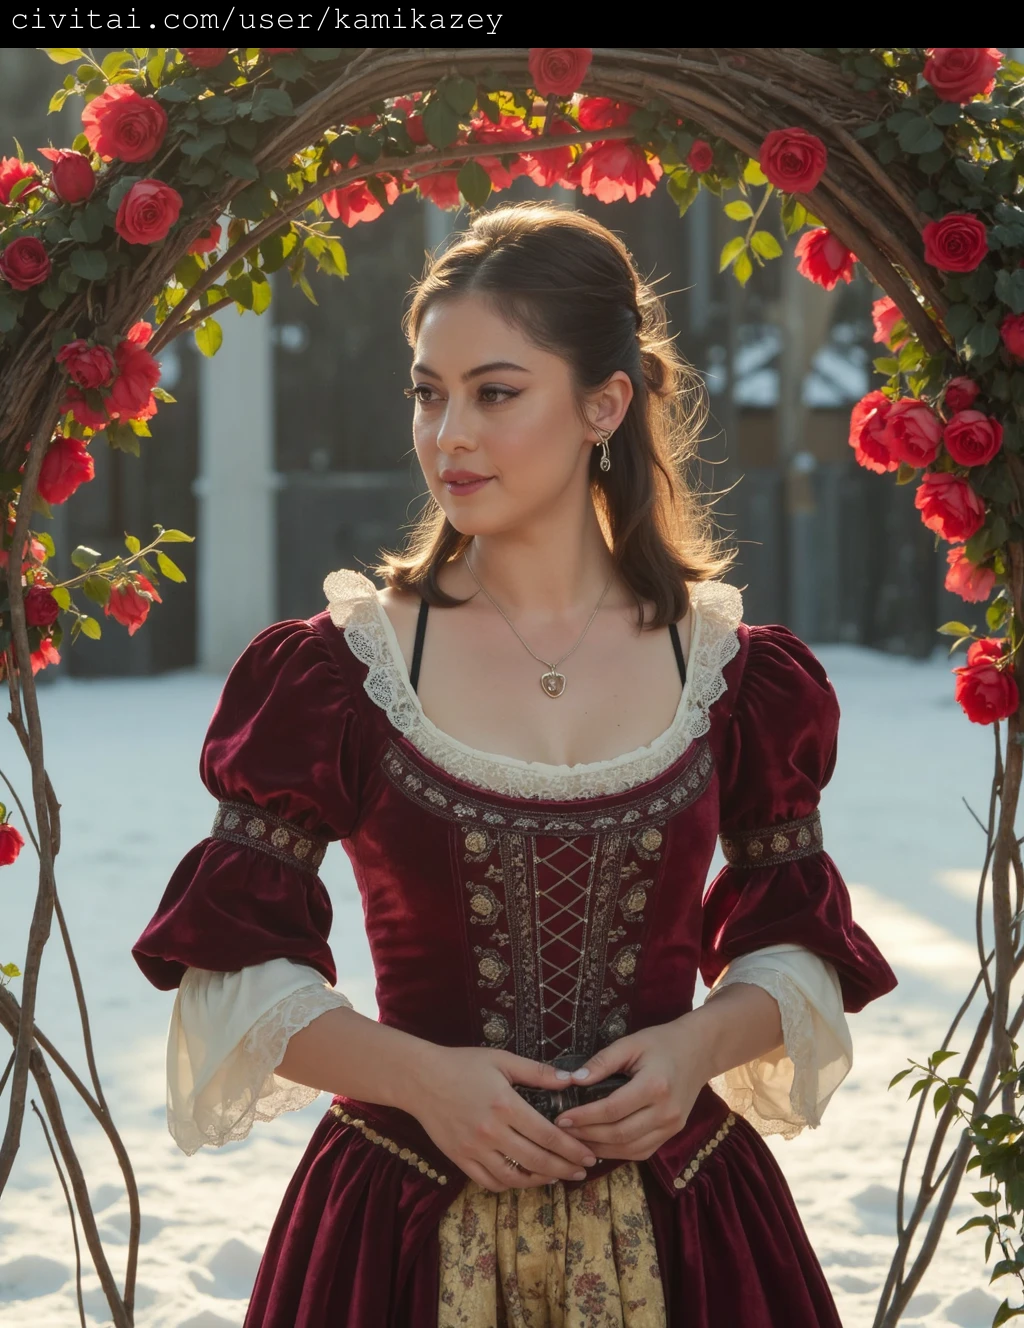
[[1, 44, 1023, 1328]]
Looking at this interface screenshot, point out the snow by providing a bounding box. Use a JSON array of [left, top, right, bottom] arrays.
[[0, 638, 1010, 1326]]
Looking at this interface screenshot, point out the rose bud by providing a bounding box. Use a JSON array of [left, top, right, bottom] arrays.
[[944, 376, 979, 412], [0, 821, 25, 865], [24, 585, 59, 628], [39, 148, 95, 204], [37, 435, 95, 505], [55, 338, 115, 390]]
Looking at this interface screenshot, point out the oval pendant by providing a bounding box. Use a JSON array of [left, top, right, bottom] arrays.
[[540, 669, 566, 698]]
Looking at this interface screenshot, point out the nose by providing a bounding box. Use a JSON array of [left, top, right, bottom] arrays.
[[434, 393, 477, 455]]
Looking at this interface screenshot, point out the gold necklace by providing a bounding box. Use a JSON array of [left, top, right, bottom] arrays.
[[464, 554, 617, 699]]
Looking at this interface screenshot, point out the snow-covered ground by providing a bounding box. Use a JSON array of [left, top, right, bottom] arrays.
[[0, 633, 1012, 1327]]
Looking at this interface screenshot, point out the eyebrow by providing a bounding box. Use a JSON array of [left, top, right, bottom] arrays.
[[411, 360, 532, 382]]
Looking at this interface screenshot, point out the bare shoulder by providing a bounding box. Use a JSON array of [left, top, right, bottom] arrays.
[[375, 584, 422, 668]]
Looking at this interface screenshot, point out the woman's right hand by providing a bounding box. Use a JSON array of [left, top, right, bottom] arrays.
[[406, 1045, 600, 1192]]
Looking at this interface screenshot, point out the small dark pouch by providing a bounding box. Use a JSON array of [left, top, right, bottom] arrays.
[[515, 1052, 631, 1123]]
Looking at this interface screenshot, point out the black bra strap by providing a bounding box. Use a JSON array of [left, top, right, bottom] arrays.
[[409, 597, 429, 693], [668, 620, 687, 687]]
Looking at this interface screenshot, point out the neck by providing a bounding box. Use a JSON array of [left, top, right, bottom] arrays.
[[461, 505, 621, 622]]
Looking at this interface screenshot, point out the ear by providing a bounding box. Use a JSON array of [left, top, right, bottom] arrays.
[[584, 370, 634, 440]]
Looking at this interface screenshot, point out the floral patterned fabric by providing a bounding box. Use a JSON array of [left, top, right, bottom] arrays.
[[437, 1162, 666, 1327]]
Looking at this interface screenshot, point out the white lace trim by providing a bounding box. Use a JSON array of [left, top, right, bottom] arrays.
[[171, 984, 352, 1156], [707, 968, 819, 1141], [322, 567, 743, 801]]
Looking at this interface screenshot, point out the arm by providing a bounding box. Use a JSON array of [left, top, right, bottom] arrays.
[[685, 979, 784, 1081]]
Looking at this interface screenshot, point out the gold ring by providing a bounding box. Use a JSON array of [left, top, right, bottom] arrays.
[[501, 1153, 525, 1171]]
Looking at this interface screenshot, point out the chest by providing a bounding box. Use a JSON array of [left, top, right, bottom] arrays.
[[381, 599, 692, 768]]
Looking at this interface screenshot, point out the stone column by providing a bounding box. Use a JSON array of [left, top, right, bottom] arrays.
[[194, 304, 278, 673]]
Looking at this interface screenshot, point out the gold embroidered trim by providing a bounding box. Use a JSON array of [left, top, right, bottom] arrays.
[[719, 810, 823, 869], [211, 799, 328, 874], [329, 1105, 449, 1185], [672, 1112, 736, 1190]]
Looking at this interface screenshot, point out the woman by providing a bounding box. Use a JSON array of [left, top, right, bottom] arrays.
[[133, 201, 897, 1326]]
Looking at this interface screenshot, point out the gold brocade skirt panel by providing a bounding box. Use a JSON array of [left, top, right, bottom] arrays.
[[437, 1162, 667, 1328]]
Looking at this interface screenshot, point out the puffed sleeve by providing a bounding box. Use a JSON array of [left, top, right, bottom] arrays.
[[131, 617, 363, 1152], [132, 616, 361, 990], [700, 623, 897, 1136]]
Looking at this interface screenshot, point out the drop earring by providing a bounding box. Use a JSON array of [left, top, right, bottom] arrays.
[[596, 426, 614, 473]]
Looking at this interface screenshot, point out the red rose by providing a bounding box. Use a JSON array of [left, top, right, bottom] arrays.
[[569, 141, 662, 204], [59, 386, 107, 432], [954, 639, 1019, 724], [0, 156, 39, 205], [883, 398, 942, 467], [104, 574, 162, 636], [794, 228, 856, 290], [923, 48, 1002, 103], [577, 97, 635, 130], [394, 96, 427, 146], [521, 119, 577, 189], [848, 391, 897, 474], [469, 114, 533, 190], [323, 173, 400, 227], [0, 822, 25, 866], [528, 47, 592, 97], [945, 545, 996, 603], [922, 213, 988, 273], [914, 471, 986, 541], [945, 376, 979, 412], [40, 148, 94, 204], [0, 236, 50, 291], [24, 584, 59, 628], [406, 164, 461, 209], [30, 638, 60, 675], [109, 339, 160, 419], [82, 85, 168, 164], [686, 139, 714, 174], [180, 48, 229, 68], [188, 222, 221, 255], [37, 435, 94, 504], [943, 410, 1003, 467], [127, 320, 153, 346], [872, 296, 908, 350], [114, 178, 183, 246], [758, 127, 827, 194], [1001, 313, 1024, 360], [55, 338, 115, 390]]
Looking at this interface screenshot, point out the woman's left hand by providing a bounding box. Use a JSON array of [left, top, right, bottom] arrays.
[[552, 1014, 712, 1161]]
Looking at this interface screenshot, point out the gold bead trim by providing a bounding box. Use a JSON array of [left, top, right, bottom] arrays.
[[329, 1105, 448, 1185], [720, 810, 822, 869], [212, 799, 328, 874], [672, 1112, 737, 1190]]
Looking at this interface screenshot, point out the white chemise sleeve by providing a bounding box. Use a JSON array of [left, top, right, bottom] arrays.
[[167, 956, 353, 1155], [702, 942, 852, 1139]]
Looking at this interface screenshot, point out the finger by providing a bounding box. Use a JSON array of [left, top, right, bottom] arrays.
[[462, 1157, 510, 1195], [503, 1129, 591, 1182], [499, 1052, 579, 1091], [512, 1104, 599, 1167], [564, 1039, 638, 1087], [554, 1075, 653, 1129], [560, 1105, 664, 1146], [492, 1154, 563, 1190]]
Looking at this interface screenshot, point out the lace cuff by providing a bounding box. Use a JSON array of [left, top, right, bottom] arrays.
[[167, 958, 353, 1156], [703, 944, 852, 1140]]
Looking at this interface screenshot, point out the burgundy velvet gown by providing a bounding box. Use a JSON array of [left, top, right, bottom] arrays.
[[132, 570, 897, 1326]]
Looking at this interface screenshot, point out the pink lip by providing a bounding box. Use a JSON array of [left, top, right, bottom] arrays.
[[440, 470, 490, 482], [443, 475, 493, 495]]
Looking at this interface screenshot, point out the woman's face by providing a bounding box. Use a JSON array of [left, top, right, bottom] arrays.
[[409, 292, 629, 536]]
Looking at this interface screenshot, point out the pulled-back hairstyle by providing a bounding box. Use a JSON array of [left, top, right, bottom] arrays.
[[372, 201, 736, 629]]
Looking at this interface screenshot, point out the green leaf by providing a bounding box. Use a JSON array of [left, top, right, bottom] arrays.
[[874, 357, 899, 375], [930, 101, 963, 126], [43, 48, 85, 64], [48, 87, 70, 114], [931, 1049, 960, 1065], [938, 621, 973, 636], [666, 169, 699, 217], [964, 322, 1000, 360], [889, 1068, 913, 1088], [0, 962, 21, 978], [0, 293, 21, 334], [222, 153, 259, 181], [719, 236, 746, 272], [743, 159, 768, 186], [750, 230, 783, 260], [82, 573, 110, 606], [353, 130, 382, 164], [945, 302, 979, 341], [51, 584, 71, 611], [724, 200, 753, 221], [146, 49, 166, 89], [156, 551, 186, 583], [155, 528, 194, 543], [69, 248, 108, 282], [974, 1190, 1001, 1207], [180, 126, 227, 159], [101, 50, 133, 78], [250, 273, 272, 314], [36, 531, 55, 559], [70, 545, 100, 571], [104, 420, 140, 455], [106, 174, 142, 211], [199, 95, 237, 125], [996, 269, 1024, 316], [933, 1083, 950, 1114], [315, 240, 347, 280], [225, 274, 254, 310], [898, 117, 945, 155], [441, 76, 477, 116], [250, 86, 294, 123], [994, 1299, 1024, 1325], [79, 615, 101, 640], [458, 159, 492, 208], [125, 534, 141, 554], [194, 317, 223, 357], [422, 96, 461, 150], [780, 197, 808, 237], [734, 250, 753, 286]]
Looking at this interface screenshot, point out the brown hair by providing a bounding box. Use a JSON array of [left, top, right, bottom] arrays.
[[371, 201, 736, 629]]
